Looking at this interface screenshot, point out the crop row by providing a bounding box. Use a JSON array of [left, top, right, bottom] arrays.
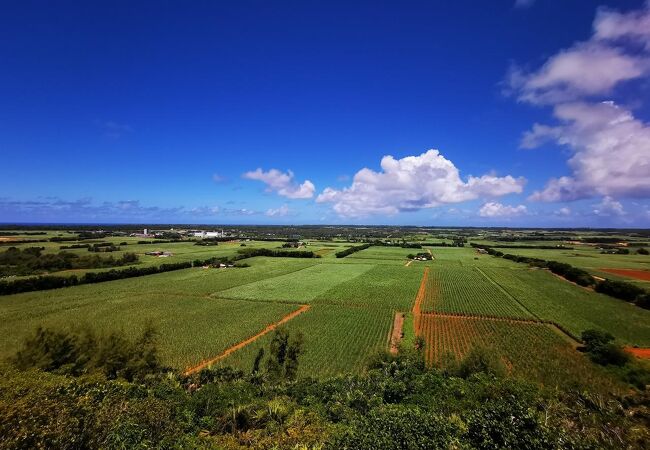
[[419, 315, 619, 390], [221, 304, 394, 377], [313, 264, 424, 310], [421, 266, 532, 319]]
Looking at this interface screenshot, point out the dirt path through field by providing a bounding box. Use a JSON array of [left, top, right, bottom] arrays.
[[426, 248, 434, 259], [389, 312, 404, 354], [183, 304, 310, 376], [412, 267, 429, 336], [404, 260, 413, 267], [625, 347, 650, 359]]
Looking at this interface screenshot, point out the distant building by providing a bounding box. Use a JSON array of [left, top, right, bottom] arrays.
[[193, 230, 225, 238]]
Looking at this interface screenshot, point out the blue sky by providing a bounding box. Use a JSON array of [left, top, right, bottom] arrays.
[[1, 0, 649, 226]]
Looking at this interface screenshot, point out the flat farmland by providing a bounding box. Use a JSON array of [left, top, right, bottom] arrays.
[[480, 246, 650, 287], [1, 238, 288, 279], [2, 236, 649, 385], [217, 262, 375, 303], [420, 315, 621, 391], [422, 265, 533, 319], [219, 304, 394, 377], [0, 288, 298, 369], [314, 264, 425, 309], [480, 267, 650, 346], [347, 246, 419, 261], [0, 258, 321, 368]]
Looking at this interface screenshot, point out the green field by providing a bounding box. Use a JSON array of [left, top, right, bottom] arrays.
[[1, 234, 649, 386], [422, 265, 534, 318], [420, 315, 622, 392], [481, 266, 650, 346]]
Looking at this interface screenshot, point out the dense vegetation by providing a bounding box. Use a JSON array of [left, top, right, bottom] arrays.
[[335, 243, 371, 258], [0, 261, 193, 295], [1, 326, 648, 449], [0, 246, 138, 277], [237, 248, 320, 258]]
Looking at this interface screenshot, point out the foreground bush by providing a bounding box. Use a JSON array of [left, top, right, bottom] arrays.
[[2, 326, 650, 449], [13, 325, 162, 381]]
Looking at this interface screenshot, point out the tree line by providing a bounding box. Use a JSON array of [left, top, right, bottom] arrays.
[[0, 261, 192, 296], [472, 244, 649, 309], [0, 246, 138, 277]]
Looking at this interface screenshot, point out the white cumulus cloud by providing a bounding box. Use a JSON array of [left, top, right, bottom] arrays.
[[265, 204, 291, 217], [526, 101, 650, 201], [316, 149, 525, 217], [479, 202, 528, 218], [593, 196, 625, 216], [507, 3, 650, 105], [243, 168, 315, 199]]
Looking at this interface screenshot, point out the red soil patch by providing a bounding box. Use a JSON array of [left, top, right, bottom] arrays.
[[389, 312, 405, 355], [600, 268, 650, 282], [625, 347, 650, 359], [412, 267, 429, 336], [183, 304, 310, 376]]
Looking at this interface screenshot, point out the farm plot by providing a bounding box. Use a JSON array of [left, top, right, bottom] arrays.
[[422, 265, 533, 319], [313, 264, 424, 310], [420, 315, 621, 391], [219, 304, 394, 377], [217, 262, 375, 303], [0, 290, 297, 370], [347, 246, 420, 261], [481, 267, 650, 346]]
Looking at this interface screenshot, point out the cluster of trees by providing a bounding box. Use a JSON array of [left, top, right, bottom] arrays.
[[13, 325, 162, 382], [0, 238, 48, 245], [59, 243, 91, 249], [358, 240, 423, 249], [335, 243, 371, 258], [194, 240, 219, 246], [237, 248, 319, 259], [581, 329, 629, 367], [0, 231, 46, 236], [2, 328, 648, 449], [600, 247, 630, 254], [252, 328, 304, 382], [472, 244, 650, 309], [0, 247, 138, 277], [0, 261, 192, 296], [407, 252, 433, 260], [490, 244, 573, 250], [87, 243, 121, 252]]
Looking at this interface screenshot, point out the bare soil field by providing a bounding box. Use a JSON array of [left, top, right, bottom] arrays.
[[601, 268, 650, 282], [625, 347, 650, 359]]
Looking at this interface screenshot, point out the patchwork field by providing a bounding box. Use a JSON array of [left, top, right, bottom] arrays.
[[217, 262, 375, 302], [419, 315, 619, 391], [421, 265, 533, 319], [480, 266, 650, 346], [1, 237, 649, 388]]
